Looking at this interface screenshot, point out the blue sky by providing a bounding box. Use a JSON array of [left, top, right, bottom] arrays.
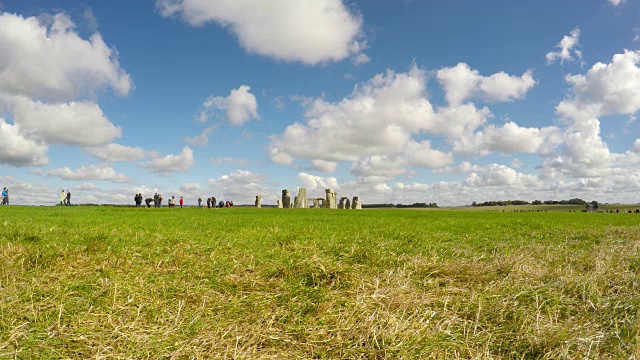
[[0, 0, 639, 205]]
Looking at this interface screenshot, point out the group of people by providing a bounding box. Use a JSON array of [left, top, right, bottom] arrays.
[[133, 193, 234, 208], [136, 193, 186, 208], [59, 189, 71, 206], [198, 196, 234, 208], [1, 187, 9, 205]]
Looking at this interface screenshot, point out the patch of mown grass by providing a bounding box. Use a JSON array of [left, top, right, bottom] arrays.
[[0, 206, 639, 358]]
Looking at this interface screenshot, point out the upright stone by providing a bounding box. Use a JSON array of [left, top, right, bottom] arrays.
[[325, 189, 338, 209], [277, 200, 283, 208], [338, 197, 348, 209], [325, 189, 332, 208], [294, 188, 307, 208], [313, 199, 320, 208], [352, 196, 362, 209], [345, 198, 351, 209], [255, 196, 262, 208], [282, 190, 291, 209]]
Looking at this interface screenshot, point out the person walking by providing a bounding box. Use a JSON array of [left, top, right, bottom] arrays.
[[179, 196, 184, 208], [206, 197, 211, 208], [1, 187, 7, 205], [198, 196, 202, 208], [60, 190, 66, 206], [66, 190, 71, 206]]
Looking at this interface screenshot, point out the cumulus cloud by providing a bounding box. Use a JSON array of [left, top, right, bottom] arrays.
[[4, 96, 121, 146], [86, 143, 148, 162], [350, 155, 408, 183], [0, 12, 132, 101], [144, 146, 195, 175], [179, 183, 200, 193], [463, 164, 541, 187], [0, 118, 48, 166], [311, 159, 338, 173], [546, 28, 582, 65], [47, 164, 131, 183], [558, 50, 640, 120], [208, 170, 270, 203], [298, 172, 339, 194], [157, 0, 365, 65], [433, 161, 490, 174], [184, 125, 219, 146], [210, 157, 250, 165], [609, 0, 624, 6], [0, 12, 132, 162], [541, 51, 640, 178], [196, 86, 260, 126], [405, 140, 453, 168], [436, 63, 536, 106], [453, 122, 563, 155], [270, 64, 488, 165]]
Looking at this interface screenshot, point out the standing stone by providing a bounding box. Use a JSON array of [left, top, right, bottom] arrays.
[[325, 189, 338, 209], [313, 198, 320, 208], [277, 200, 283, 208], [352, 196, 362, 209], [294, 188, 308, 208], [255, 196, 262, 208], [282, 190, 291, 209], [338, 197, 348, 209], [345, 198, 351, 209]]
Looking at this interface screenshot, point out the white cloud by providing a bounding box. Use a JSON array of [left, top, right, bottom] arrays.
[[298, 172, 339, 194], [544, 51, 640, 179], [87, 143, 147, 162], [350, 156, 408, 183], [0, 118, 48, 166], [0, 12, 132, 101], [184, 125, 219, 146], [433, 161, 490, 174], [270, 64, 480, 164], [196, 85, 260, 126], [179, 183, 200, 193], [436, 63, 536, 106], [47, 164, 131, 183], [609, 0, 624, 6], [144, 146, 195, 175], [5, 96, 121, 146], [453, 122, 563, 155], [463, 164, 541, 188], [311, 159, 338, 173], [210, 157, 250, 165], [157, 0, 364, 65], [558, 50, 640, 120], [74, 182, 98, 190], [208, 170, 270, 203], [405, 140, 453, 168], [545, 28, 582, 65], [352, 53, 371, 66]]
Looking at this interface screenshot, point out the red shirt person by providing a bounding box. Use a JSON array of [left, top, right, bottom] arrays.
[[179, 196, 184, 208]]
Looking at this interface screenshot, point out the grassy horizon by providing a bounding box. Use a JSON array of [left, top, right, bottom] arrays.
[[1, 206, 639, 358]]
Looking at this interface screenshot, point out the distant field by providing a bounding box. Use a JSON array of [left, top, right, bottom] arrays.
[[454, 204, 640, 212], [1, 206, 639, 358]]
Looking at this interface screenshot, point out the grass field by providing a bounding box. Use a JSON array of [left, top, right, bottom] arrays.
[[1, 206, 639, 359]]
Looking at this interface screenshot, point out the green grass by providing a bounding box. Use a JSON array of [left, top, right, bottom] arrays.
[[1, 206, 639, 358]]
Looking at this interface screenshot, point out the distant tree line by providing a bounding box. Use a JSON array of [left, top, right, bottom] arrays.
[[472, 198, 591, 207], [362, 203, 439, 209]]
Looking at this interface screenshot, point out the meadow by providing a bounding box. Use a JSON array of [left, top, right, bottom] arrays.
[[1, 206, 639, 359]]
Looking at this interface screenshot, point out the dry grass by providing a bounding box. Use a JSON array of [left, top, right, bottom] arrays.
[[0, 207, 639, 358]]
